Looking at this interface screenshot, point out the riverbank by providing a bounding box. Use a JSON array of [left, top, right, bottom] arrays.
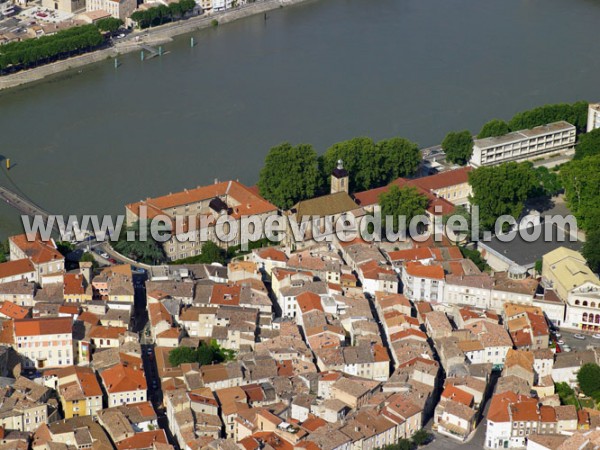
[[0, 0, 313, 92]]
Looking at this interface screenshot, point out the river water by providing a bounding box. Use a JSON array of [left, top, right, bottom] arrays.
[[0, 0, 599, 238]]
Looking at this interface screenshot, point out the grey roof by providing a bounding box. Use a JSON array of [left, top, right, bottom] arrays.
[[479, 222, 581, 269]]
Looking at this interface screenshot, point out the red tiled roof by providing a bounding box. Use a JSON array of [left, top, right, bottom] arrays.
[[9, 234, 63, 265], [442, 385, 474, 407], [210, 284, 241, 306], [126, 180, 277, 220], [405, 261, 444, 280], [14, 317, 72, 337], [0, 259, 35, 279], [297, 291, 324, 314], [387, 247, 434, 262], [116, 430, 168, 450], [0, 301, 29, 320], [63, 273, 85, 296], [256, 247, 288, 262], [101, 363, 147, 393], [411, 167, 473, 191]]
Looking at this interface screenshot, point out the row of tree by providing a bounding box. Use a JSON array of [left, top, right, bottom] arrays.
[[0, 25, 104, 71], [130, 0, 196, 29], [561, 153, 600, 273], [258, 137, 421, 209], [442, 101, 590, 165]]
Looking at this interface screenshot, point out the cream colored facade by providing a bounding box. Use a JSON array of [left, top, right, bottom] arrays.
[[87, 0, 136, 20], [41, 0, 85, 13], [0, 402, 47, 432], [470, 121, 576, 167], [542, 247, 600, 331], [588, 103, 600, 132]]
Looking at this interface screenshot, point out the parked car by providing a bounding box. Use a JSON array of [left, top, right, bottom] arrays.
[[100, 252, 109, 259], [557, 339, 565, 345], [553, 332, 562, 338], [108, 257, 117, 264], [562, 346, 572, 352], [593, 334, 600, 339], [574, 334, 586, 340]]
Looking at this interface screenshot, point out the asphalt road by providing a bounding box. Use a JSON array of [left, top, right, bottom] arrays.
[[557, 329, 600, 352]]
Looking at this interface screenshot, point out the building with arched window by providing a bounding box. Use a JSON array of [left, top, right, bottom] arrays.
[[542, 247, 600, 331]]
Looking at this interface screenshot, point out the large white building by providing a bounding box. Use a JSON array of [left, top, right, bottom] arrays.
[[470, 121, 576, 167], [542, 247, 600, 331], [13, 317, 73, 369], [588, 103, 600, 132], [401, 262, 445, 303]]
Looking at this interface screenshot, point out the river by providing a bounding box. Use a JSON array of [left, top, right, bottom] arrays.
[[0, 0, 599, 238]]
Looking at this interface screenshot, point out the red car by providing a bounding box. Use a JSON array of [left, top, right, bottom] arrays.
[[108, 258, 117, 264]]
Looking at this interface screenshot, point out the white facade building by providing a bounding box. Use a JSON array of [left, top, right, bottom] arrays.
[[13, 317, 73, 369], [401, 262, 444, 303], [588, 103, 600, 132], [470, 121, 576, 167]]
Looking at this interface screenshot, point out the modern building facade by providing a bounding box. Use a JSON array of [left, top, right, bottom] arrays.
[[470, 121, 576, 167]]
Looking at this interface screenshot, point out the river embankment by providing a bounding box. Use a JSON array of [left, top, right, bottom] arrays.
[[0, 0, 313, 92]]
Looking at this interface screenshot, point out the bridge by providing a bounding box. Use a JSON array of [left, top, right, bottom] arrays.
[[0, 184, 58, 232]]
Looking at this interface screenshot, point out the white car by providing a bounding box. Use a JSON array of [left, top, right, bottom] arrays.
[[574, 334, 586, 340], [593, 334, 600, 339], [557, 339, 565, 345], [554, 333, 562, 338], [100, 252, 109, 259], [562, 346, 572, 352]]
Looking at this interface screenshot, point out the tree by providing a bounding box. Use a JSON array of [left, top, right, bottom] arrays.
[[113, 220, 166, 264], [575, 128, 600, 160], [80, 251, 99, 269], [577, 363, 600, 397], [583, 227, 600, 274], [530, 166, 563, 198], [0, 240, 9, 263], [168, 340, 235, 367], [56, 241, 75, 257], [379, 185, 428, 233], [468, 162, 537, 231], [320, 136, 420, 193], [560, 154, 600, 231], [258, 142, 322, 209], [96, 18, 123, 33], [376, 137, 421, 182], [508, 101, 589, 134], [411, 429, 433, 446], [460, 246, 489, 272], [442, 130, 473, 165], [478, 119, 510, 139], [321, 137, 376, 192], [197, 241, 226, 264], [534, 259, 543, 274]]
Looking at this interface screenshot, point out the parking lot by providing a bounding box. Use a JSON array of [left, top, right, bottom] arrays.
[[555, 329, 600, 352]]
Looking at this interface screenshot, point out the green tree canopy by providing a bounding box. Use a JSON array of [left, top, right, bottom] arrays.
[[508, 101, 589, 134], [320, 136, 420, 192], [583, 225, 600, 274], [575, 128, 600, 160], [113, 220, 166, 264], [560, 154, 600, 231], [80, 251, 99, 269], [168, 341, 235, 367], [530, 166, 563, 198], [477, 119, 510, 139], [321, 137, 376, 192], [258, 142, 322, 210], [379, 185, 428, 233], [170, 241, 226, 265], [442, 130, 473, 165], [577, 363, 600, 397], [468, 162, 537, 231], [96, 17, 123, 33]]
